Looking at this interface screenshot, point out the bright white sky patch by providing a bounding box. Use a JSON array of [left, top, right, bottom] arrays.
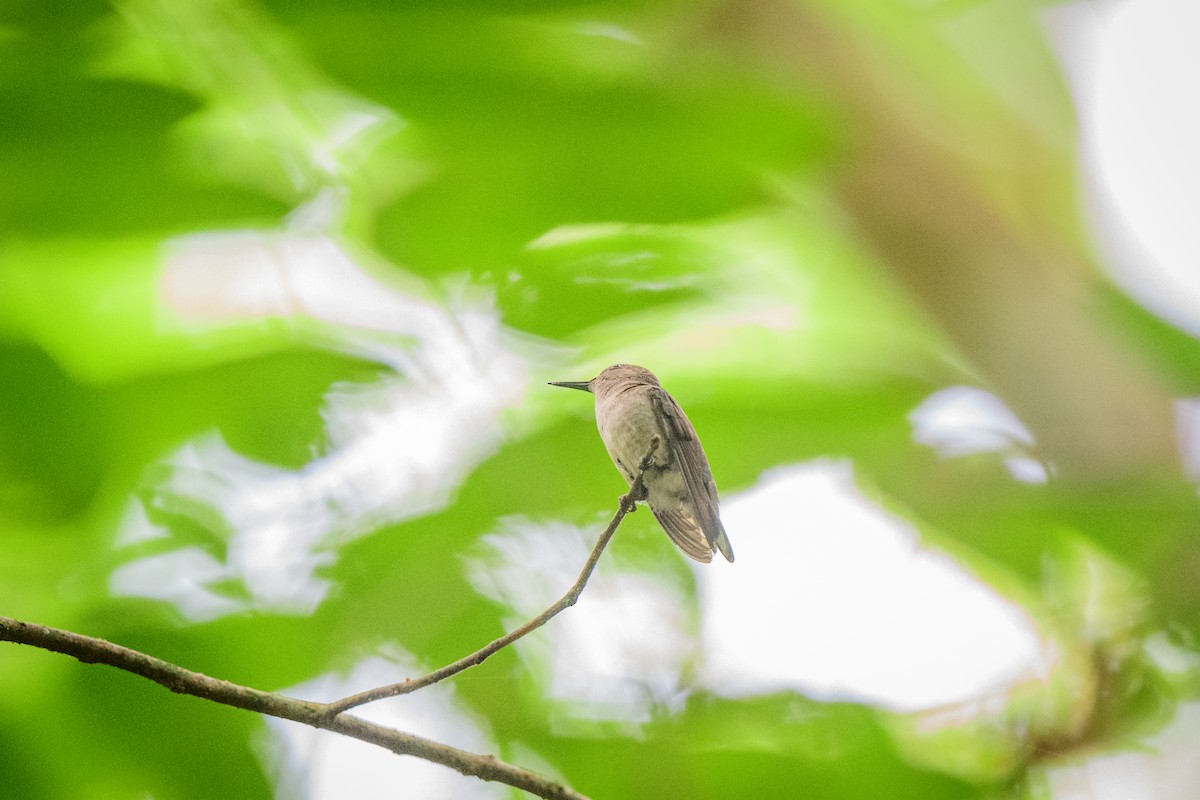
[[700, 461, 1044, 712], [1049, 0, 1200, 336], [265, 651, 505, 800], [1045, 700, 1200, 800], [466, 519, 694, 728], [910, 386, 1033, 457], [109, 545, 246, 621], [910, 385, 1049, 483], [113, 226, 530, 619]]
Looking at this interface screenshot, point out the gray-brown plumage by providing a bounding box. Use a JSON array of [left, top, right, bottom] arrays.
[[550, 364, 734, 563]]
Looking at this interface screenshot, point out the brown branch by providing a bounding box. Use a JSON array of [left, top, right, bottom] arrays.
[[0, 438, 662, 799], [0, 616, 585, 800], [324, 435, 661, 715]]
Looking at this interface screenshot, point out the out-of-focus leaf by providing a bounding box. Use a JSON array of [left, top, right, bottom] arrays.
[[4, 1, 1200, 799], [539, 693, 980, 799]]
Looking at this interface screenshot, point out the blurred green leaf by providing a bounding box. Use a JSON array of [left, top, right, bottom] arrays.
[[4, 1, 1200, 799]]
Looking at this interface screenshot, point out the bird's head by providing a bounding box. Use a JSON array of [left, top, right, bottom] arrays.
[[548, 363, 660, 395]]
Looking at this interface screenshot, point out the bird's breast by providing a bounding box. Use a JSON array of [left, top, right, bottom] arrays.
[[594, 387, 668, 484]]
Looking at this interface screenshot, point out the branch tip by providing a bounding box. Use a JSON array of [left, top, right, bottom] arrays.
[[326, 439, 661, 716]]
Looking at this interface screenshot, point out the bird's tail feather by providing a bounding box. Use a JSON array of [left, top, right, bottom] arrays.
[[711, 520, 735, 563]]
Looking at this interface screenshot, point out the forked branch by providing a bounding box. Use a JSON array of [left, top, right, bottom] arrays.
[[0, 438, 662, 800], [324, 435, 660, 715]]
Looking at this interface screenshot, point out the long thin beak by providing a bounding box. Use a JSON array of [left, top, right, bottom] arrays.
[[548, 380, 592, 393]]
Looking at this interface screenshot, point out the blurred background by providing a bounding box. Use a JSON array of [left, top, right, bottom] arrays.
[[2, 0, 1199, 797]]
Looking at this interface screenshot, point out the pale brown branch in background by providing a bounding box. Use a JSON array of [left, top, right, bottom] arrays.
[[689, 0, 1200, 637], [324, 435, 661, 715], [695, 0, 1179, 480], [0, 438, 662, 800]]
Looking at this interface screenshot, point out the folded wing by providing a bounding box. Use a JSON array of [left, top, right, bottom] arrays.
[[650, 388, 734, 562]]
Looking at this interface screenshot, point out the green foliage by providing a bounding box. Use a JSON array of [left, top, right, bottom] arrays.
[[2, 1, 1197, 799]]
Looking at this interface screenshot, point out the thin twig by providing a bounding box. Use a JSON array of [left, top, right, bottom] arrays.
[[324, 436, 661, 716], [0, 616, 586, 800], [0, 438, 662, 800]]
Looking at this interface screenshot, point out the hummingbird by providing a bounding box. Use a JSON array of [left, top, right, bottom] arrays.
[[549, 364, 734, 563]]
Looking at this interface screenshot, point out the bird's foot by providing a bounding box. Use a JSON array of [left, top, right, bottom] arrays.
[[638, 436, 661, 471], [620, 437, 659, 514], [620, 480, 649, 513]]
